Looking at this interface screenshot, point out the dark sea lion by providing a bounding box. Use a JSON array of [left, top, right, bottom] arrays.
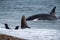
[[15, 26, 19, 30], [4, 23, 10, 29]]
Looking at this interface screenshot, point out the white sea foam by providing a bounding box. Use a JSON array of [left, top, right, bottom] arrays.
[[0, 28, 60, 40]]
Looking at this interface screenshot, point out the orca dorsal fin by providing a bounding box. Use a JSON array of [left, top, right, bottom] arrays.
[[50, 6, 56, 16], [21, 15, 30, 29]]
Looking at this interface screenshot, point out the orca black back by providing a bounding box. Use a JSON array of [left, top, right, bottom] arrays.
[[26, 6, 57, 21]]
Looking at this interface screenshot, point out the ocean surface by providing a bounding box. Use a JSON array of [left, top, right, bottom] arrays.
[[0, 0, 60, 29], [0, 0, 60, 40]]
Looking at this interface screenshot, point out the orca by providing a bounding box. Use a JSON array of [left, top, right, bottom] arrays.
[[4, 23, 10, 29], [21, 15, 30, 29], [26, 6, 57, 21], [15, 26, 19, 30]]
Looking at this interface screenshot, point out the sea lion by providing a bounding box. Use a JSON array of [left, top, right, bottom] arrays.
[[21, 15, 30, 29]]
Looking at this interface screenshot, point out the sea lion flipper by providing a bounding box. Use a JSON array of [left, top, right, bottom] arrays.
[[21, 15, 30, 29], [50, 6, 56, 16]]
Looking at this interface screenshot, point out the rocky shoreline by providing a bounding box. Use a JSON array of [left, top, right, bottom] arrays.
[[0, 34, 26, 40]]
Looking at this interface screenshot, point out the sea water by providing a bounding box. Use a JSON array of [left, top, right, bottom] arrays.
[[0, 0, 60, 40]]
